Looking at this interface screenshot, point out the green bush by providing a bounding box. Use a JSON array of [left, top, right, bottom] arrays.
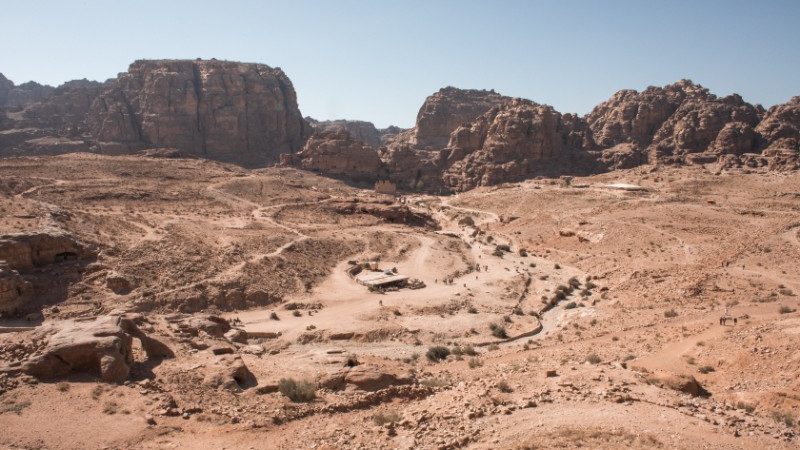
[[278, 378, 316, 402], [426, 346, 450, 362], [489, 323, 508, 339]]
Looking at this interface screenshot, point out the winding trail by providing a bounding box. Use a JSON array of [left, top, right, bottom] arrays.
[[237, 192, 586, 347]]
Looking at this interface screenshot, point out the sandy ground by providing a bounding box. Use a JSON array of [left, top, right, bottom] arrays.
[[1, 154, 799, 449]]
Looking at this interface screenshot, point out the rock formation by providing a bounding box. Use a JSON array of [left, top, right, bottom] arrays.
[[442, 100, 594, 191], [4, 314, 173, 383], [307, 118, 384, 148], [87, 59, 310, 166], [283, 129, 386, 183], [0, 73, 55, 110], [2, 63, 798, 189], [411, 87, 510, 149], [0, 231, 92, 315], [22, 79, 104, 132], [756, 96, 800, 152]]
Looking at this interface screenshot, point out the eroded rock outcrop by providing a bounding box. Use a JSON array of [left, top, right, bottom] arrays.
[[282, 129, 386, 183], [411, 87, 511, 149], [22, 79, 104, 132], [0, 73, 54, 110], [3, 314, 173, 383], [756, 96, 800, 152], [587, 80, 765, 164], [88, 59, 310, 166], [0, 230, 92, 315], [307, 119, 384, 148], [441, 100, 595, 191], [0, 230, 90, 271], [650, 91, 761, 162], [586, 81, 692, 149]]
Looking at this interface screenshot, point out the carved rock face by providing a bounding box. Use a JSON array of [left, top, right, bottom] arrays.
[[87, 59, 310, 167]]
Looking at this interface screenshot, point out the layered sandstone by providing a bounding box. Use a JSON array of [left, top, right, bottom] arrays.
[[22, 79, 104, 132], [756, 96, 800, 152], [282, 129, 386, 183], [88, 59, 310, 166], [411, 87, 510, 149], [0, 73, 55, 110], [442, 100, 595, 191], [307, 119, 383, 147]]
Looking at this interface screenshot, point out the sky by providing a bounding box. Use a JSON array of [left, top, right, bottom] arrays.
[[1, 0, 798, 128]]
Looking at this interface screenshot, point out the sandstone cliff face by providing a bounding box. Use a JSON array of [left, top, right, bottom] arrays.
[[88, 59, 310, 166], [587, 80, 764, 163], [0, 74, 13, 108], [649, 92, 761, 162], [284, 129, 386, 183], [412, 87, 510, 149], [441, 100, 594, 191], [586, 81, 692, 149], [756, 96, 800, 152], [0, 75, 55, 110], [22, 79, 104, 132], [307, 119, 384, 148]]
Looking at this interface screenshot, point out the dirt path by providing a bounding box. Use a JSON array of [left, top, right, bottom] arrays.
[[238, 193, 584, 347]]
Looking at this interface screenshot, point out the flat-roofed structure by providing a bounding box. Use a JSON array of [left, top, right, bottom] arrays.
[[354, 270, 409, 288]]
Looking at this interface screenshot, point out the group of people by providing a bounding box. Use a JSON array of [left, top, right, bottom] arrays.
[[719, 307, 738, 325]]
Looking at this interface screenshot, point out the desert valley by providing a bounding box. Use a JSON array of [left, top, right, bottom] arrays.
[[0, 58, 798, 449]]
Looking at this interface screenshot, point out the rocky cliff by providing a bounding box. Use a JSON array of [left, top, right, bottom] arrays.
[[307, 119, 384, 148], [2, 63, 798, 188], [442, 100, 596, 191], [756, 96, 800, 152], [281, 128, 386, 183], [0, 73, 55, 110], [88, 59, 310, 166], [411, 87, 510, 149]]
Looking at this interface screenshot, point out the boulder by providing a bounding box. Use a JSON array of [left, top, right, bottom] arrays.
[[319, 365, 413, 392], [184, 315, 231, 338], [644, 369, 703, 397], [0, 268, 32, 316], [203, 355, 257, 391], [224, 328, 248, 344], [9, 315, 172, 383]]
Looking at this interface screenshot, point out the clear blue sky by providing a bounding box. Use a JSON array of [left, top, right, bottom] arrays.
[[1, 0, 798, 128]]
